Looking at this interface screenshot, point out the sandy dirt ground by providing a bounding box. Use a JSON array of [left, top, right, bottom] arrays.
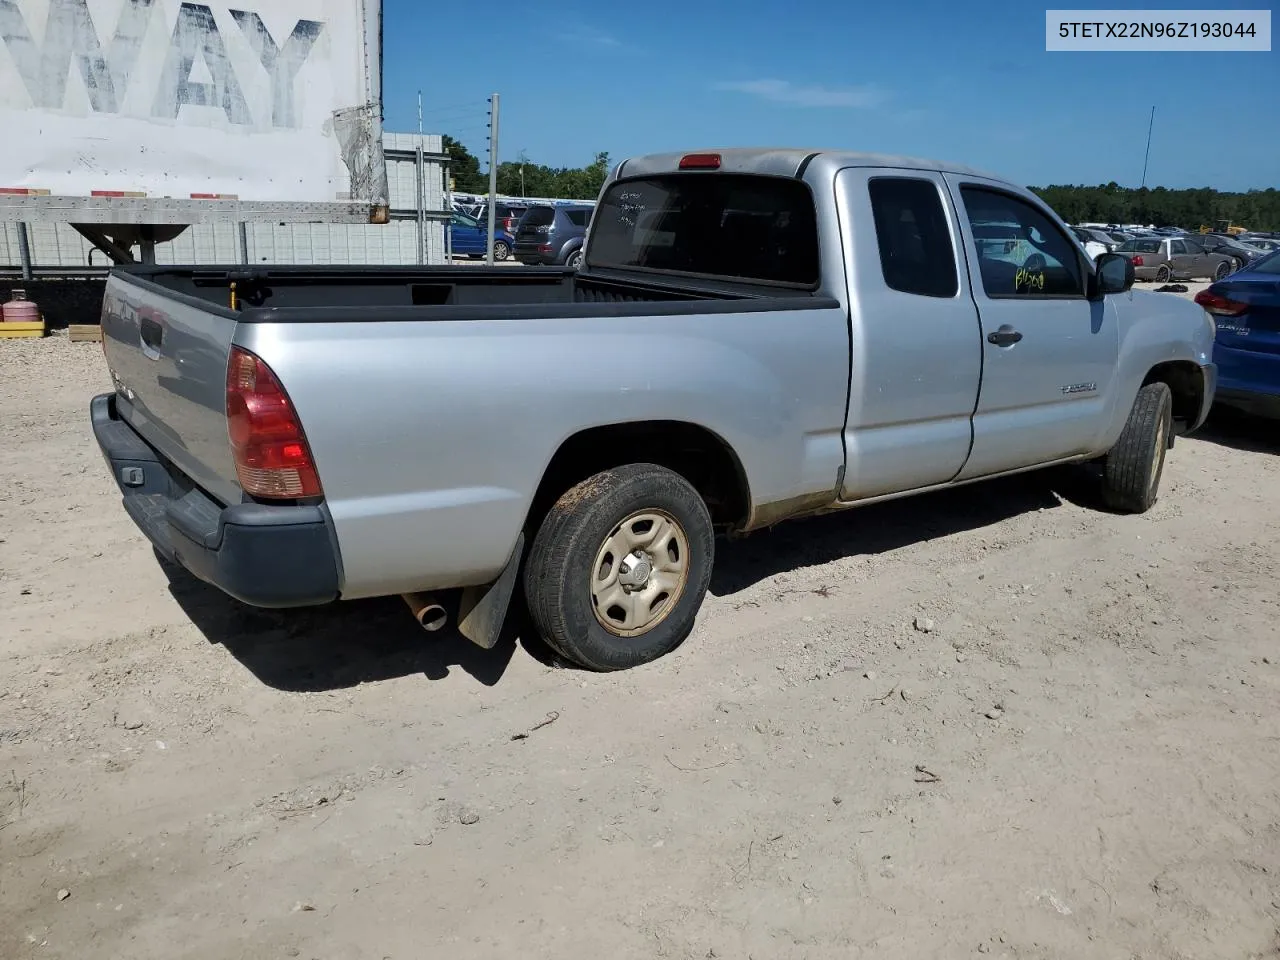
[[3, 284, 1279, 960]]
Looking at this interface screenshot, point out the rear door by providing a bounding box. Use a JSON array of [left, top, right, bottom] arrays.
[[835, 168, 982, 499], [947, 179, 1119, 478], [100, 273, 243, 506]]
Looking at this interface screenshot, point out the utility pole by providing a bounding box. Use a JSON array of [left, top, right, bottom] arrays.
[[518, 149, 528, 198], [415, 90, 425, 264], [1140, 105, 1155, 189], [485, 93, 500, 264]]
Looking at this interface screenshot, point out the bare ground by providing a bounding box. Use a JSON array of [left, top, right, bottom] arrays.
[[2, 305, 1279, 960]]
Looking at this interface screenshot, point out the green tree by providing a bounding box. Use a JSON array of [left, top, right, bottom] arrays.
[[442, 135, 486, 193], [1029, 183, 1280, 231]]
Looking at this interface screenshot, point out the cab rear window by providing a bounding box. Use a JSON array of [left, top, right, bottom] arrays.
[[587, 173, 819, 286]]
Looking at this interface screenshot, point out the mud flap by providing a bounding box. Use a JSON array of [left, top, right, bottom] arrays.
[[456, 533, 524, 650]]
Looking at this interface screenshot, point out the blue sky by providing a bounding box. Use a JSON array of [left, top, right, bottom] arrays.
[[382, 0, 1278, 191]]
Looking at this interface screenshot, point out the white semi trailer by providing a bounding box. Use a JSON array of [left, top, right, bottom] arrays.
[[0, 0, 390, 266]]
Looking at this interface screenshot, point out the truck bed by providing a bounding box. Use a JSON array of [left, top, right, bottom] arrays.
[[114, 264, 823, 321]]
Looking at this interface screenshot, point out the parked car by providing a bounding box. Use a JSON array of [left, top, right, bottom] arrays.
[[1243, 237, 1280, 253], [92, 147, 1216, 671], [1114, 236, 1235, 282], [1198, 234, 1267, 271], [1073, 226, 1118, 251], [450, 212, 514, 260], [1196, 249, 1280, 419], [478, 203, 529, 236], [513, 204, 594, 267], [1069, 227, 1109, 261]]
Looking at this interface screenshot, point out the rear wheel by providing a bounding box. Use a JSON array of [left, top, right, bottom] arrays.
[[1155, 264, 1172, 283], [1215, 260, 1233, 280], [493, 240, 511, 261], [523, 464, 714, 671], [1100, 382, 1173, 513], [565, 249, 584, 269]]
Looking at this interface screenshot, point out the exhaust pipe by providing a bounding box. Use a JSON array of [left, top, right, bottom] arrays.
[[402, 593, 448, 632]]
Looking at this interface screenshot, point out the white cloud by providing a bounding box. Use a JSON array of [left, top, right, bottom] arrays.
[[714, 79, 885, 109]]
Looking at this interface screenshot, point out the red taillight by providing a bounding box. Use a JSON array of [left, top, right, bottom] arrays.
[[539, 244, 552, 252], [226, 346, 322, 499], [679, 152, 721, 170], [1131, 255, 1144, 267], [1194, 289, 1248, 316]]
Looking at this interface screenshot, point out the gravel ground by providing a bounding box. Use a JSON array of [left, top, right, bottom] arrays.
[[2, 285, 1278, 960]]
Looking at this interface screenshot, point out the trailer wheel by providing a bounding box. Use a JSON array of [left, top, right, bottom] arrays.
[[1100, 382, 1172, 513], [524, 464, 714, 671]]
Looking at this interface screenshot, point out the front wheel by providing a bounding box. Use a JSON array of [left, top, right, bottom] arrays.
[[1100, 382, 1173, 513], [523, 464, 714, 671]]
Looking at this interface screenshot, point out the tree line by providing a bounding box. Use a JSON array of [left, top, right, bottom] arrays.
[[1029, 182, 1280, 231], [443, 135, 610, 200], [441, 137, 1280, 232]]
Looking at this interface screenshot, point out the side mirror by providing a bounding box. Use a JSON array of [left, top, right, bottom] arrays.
[[1095, 252, 1135, 295]]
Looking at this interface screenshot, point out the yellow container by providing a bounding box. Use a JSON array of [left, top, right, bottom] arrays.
[[0, 321, 46, 338]]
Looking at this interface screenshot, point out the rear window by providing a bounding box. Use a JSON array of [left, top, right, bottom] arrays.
[[521, 207, 556, 228], [587, 173, 820, 286], [1119, 239, 1160, 253]]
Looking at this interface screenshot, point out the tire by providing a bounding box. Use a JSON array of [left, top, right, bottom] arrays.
[[523, 464, 715, 671], [1155, 264, 1172, 283], [493, 240, 511, 261], [1215, 260, 1233, 280], [565, 249, 584, 269], [1100, 382, 1173, 513]]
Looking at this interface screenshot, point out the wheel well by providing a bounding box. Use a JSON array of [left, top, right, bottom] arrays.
[[527, 422, 751, 534], [1143, 361, 1203, 428]]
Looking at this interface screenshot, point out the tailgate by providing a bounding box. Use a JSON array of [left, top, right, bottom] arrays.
[[100, 274, 243, 507]]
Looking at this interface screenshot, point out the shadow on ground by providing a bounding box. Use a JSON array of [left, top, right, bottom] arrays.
[[1187, 408, 1280, 455], [165, 466, 1093, 691], [163, 558, 556, 692], [709, 468, 1079, 596]]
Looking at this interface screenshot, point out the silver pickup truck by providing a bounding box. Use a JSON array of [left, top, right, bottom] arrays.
[[93, 148, 1217, 671]]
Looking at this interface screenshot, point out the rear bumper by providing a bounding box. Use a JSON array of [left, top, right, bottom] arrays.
[[513, 243, 559, 265], [91, 393, 341, 607], [1213, 343, 1280, 418]]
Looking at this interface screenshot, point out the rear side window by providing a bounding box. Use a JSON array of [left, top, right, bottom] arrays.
[[565, 209, 591, 227], [868, 178, 958, 298], [588, 174, 820, 286]]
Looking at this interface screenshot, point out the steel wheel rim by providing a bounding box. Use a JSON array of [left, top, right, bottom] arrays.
[[591, 509, 690, 637]]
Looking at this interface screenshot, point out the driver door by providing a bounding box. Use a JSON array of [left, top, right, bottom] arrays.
[[947, 179, 1119, 479]]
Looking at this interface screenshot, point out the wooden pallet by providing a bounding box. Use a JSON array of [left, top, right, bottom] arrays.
[[68, 324, 103, 343], [0, 321, 46, 339]]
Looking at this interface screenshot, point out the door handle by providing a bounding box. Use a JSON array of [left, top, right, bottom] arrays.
[[987, 325, 1023, 347]]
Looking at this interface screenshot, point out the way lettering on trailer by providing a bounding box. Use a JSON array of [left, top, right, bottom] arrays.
[[1045, 9, 1272, 51], [0, 0, 325, 128]]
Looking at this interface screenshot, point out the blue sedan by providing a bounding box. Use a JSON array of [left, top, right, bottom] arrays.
[[450, 213, 514, 261], [1196, 249, 1280, 418]]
